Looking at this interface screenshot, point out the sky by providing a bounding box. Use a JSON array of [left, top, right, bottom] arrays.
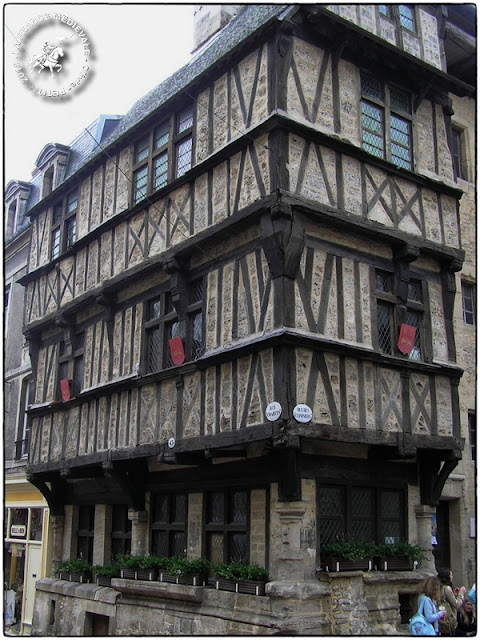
[[4, 3, 196, 185]]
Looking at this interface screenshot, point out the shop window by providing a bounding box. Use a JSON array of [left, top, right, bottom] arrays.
[[77, 505, 95, 565], [317, 483, 405, 546], [151, 493, 187, 557], [111, 505, 132, 559], [205, 489, 249, 565], [132, 104, 194, 205], [361, 71, 413, 170]]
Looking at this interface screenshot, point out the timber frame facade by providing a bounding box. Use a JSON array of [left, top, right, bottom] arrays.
[[13, 4, 475, 635]]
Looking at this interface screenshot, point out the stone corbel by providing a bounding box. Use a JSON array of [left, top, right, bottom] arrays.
[[393, 244, 419, 304]]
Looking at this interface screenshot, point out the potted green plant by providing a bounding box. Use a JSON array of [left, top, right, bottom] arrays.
[[117, 554, 164, 580], [56, 558, 93, 583], [160, 557, 210, 586], [93, 561, 120, 586], [374, 541, 424, 570], [320, 540, 375, 572], [213, 562, 269, 595]]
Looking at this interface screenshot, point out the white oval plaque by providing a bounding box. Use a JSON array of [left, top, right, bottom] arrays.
[[168, 437, 176, 449], [265, 401, 282, 422], [293, 404, 312, 423]]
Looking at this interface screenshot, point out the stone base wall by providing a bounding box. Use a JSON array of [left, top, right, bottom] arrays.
[[32, 572, 430, 636]]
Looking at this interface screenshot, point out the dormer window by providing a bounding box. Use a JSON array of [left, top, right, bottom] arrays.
[[43, 167, 55, 197], [6, 201, 17, 239]]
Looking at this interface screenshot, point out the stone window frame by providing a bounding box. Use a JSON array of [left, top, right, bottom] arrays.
[[317, 482, 407, 547], [50, 189, 78, 260], [131, 104, 194, 205], [360, 70, 414, 171], [374, 268, 425, 361], [6, 200, 17, 239], [150, 493, 188, 557], [203, 488, 250, 565]]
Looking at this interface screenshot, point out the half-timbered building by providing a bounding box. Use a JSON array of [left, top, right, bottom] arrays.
[[15, 4, 475, 635]]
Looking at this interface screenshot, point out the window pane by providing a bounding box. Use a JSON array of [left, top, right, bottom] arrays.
[[231, 491, 247, 524], [173, 495, 187, 523], [152, 531, 168, 557], [154, 122, 169, 149], [154, 151, 168, 190], [462, 282, 475, 325], [362, 102, 384, 158], [134, 166, 148, 203], [191, 312, 204, 360], [53, 203, 63, 225], [391, 87, 411, 114], [378, 4, 389, 16], [51, 228, 61, 259], [207, 532, 224, 565], [149, 298, 161, 320], [378, 302, 393, 354], [399, 5, 414, 31], [178, 106, 194, 133], [176, 137, 193, 177], [135, 136, 149, 164], [361, 73, 383, 101], [147, 327, 161, 373], [407, 281, 422, 302], [230, 533, 248, 563], [29, 509, 43, 541], [66, 217, 76, 248], [173, 532, 186, 557], [67, 192, 78, 214], [406, 310, 422, 360], [208, 493, 224, 524], [376, 271, 393, 293], [318, 486, 345, 544], [390, 115, 411, 170]]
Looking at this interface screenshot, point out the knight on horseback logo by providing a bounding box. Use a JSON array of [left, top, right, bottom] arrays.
[[28, 37, 70, 75]]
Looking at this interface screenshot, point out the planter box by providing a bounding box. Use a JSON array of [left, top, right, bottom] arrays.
[[375, 556, 413, 571], [159, 571, 207, 586], [214, 578, 266, 595], [322, 557, 373, 572], [95, 575, 116, 586], [59, 572, 92, 583], [237, 580, 266, 596], [120, 567, 157, 580], [215, 577, 238, 592]]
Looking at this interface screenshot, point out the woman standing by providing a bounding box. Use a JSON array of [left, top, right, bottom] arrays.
[[438, 569, 467, 636], [417, 576, 447, 636]]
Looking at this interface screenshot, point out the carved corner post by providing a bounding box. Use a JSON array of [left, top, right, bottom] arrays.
[[49, 514, 65, 565], [261, 195, 305, 503], [273, 502, 308, 581], [128, 509, 148, 557]]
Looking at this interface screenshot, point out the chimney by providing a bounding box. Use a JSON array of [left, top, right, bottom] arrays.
[[192, 4, 241, 53]]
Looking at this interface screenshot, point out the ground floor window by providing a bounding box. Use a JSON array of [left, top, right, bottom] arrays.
[[317, 483, 405, 545], [150, 493, 187, 557], [77, 506, 95, 564], [111, 505, 132, 559], [205, 489, 249, 565]]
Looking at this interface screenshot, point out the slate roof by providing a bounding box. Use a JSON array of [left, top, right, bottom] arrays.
[[22, 4, 291, 213]]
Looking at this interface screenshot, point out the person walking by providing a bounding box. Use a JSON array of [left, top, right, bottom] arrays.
[[437, 569, 467, 636]]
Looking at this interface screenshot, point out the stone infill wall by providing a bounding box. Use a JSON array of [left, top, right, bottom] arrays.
[[32, 572, 429, 636]]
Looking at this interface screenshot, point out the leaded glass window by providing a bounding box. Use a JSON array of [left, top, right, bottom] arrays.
[[205, 490, 249, 565], [151, 493, 187, 557]]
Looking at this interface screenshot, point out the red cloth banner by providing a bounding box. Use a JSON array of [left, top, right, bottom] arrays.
[[169, 337, 185, 365], [60, 378, 71, 401], [397, 324, 416, 355]]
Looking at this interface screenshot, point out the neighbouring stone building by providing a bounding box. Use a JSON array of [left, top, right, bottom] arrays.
[[5, 4, 475, 635]]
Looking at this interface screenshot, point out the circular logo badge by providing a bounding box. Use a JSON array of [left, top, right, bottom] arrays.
[[12, 12, 92, 99]]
